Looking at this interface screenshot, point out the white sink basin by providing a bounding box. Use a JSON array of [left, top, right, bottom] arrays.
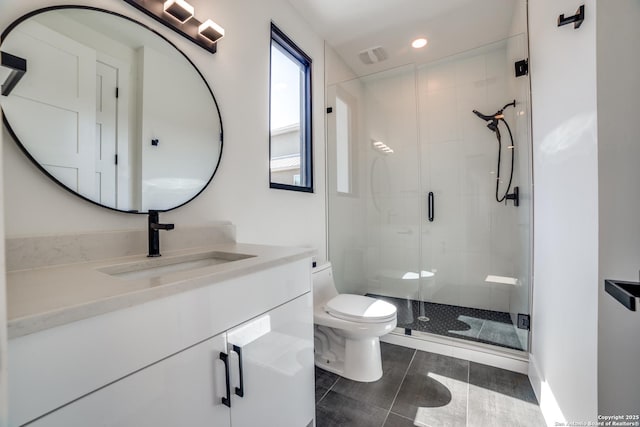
[[99, 251, 255, 280]]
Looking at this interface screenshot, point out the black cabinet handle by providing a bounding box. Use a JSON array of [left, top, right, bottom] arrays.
[[219, 352, 231, 407], [233, 345, 245, 397], [428, 192, 434, 222]]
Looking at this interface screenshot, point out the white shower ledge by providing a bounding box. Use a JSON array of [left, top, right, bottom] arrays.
[[7, 243, 314, 339]]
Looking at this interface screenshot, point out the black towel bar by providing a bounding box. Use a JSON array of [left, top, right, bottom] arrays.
[[1, 51, 27, 96]]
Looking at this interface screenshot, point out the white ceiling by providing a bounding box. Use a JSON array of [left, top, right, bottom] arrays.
[[287, 0, 521, 77]]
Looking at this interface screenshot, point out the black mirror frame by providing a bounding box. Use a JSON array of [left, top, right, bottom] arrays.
[[0, 5, 224, 214]]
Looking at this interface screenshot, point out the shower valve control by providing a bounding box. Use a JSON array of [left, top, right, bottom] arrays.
[[514, 59, 528, 77], [505, 186, 519, 207], [517, 314, 530, 330]]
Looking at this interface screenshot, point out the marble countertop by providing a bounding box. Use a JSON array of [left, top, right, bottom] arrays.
[[7, 243, 314, 339]]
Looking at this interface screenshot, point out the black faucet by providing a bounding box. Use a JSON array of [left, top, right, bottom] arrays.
[[148, 210, 174, 257]]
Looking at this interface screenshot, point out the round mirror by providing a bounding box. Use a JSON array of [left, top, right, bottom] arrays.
[[0, 6, 223, 213]]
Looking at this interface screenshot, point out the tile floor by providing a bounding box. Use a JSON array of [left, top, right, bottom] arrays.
[[367, 294, 526, 351], [315, 343, 546, 427]]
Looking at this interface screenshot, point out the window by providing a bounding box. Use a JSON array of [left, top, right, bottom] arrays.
[[269, 23, 313, 192], [329, 84, 358, 196], [335, 95, 350, 193]]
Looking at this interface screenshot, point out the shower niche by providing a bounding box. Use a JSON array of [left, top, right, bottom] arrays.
[[327, 26, 532, 353]]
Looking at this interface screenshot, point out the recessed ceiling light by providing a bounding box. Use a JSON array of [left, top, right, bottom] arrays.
[[411, 38, 428, 49]]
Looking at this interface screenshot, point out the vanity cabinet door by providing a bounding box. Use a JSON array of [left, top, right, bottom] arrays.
[[30, 333, 231, 427], [227, 292, 315, 427]]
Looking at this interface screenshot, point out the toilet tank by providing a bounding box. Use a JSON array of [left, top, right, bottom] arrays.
[[313, 263, 339, 306]]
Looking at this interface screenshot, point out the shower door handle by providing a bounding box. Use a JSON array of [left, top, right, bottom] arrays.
[[427, 192, 434, 222]]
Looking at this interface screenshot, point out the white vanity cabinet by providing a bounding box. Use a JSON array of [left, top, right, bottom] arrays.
[[8, 256, 314, 427], [226, 293, 315, 427], [30, 332, 232, 427], [28, 293, 314, 427]]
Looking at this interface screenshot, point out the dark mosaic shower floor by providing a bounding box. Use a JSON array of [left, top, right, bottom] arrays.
[[367, 294, 526, 351]]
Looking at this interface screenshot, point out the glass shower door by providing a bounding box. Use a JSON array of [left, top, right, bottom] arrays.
[[364, 65, 422, 329], [327, 65, 422, 328], [326, 36, 532, 353], [416, 36, 531, 352]]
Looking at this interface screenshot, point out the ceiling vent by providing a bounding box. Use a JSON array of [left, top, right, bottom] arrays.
[[358, 46, 388, 65]]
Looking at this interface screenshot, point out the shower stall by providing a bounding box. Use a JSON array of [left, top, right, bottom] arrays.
[[327, 34, 532, 353]]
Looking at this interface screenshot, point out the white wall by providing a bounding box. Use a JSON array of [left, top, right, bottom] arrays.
[[138, 45, 219, 211], [1, 0, 326, 262], [596, 0, 640, 415], [528, 0, 598, 423], [325, 44, 356, 87]]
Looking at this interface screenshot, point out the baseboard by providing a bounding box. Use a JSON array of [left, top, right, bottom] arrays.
[[382, 329, 529, 374], [528, 353, 543, 405], [528, 353, 566, 427]]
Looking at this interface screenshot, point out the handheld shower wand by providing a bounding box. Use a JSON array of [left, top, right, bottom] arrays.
[[472, 100, 518, 206]]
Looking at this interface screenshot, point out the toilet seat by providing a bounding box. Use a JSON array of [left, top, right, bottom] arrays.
[[325, 294, 396, 324]]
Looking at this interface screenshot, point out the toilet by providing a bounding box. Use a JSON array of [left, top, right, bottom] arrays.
[[313, 263, 397, 382]]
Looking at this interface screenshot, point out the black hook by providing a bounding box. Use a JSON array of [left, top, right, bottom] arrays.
[[558, 5, 585, 29]]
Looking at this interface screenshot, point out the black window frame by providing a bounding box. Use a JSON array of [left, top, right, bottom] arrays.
[[269, 22, 313, 193]]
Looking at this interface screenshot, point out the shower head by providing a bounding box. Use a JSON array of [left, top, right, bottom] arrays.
[[473, 110, 499, 132], [472, 100, 517, 132], [473, 100, 517, 123]]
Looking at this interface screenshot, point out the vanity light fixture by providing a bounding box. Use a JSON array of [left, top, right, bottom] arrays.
[[198, 19, 225, 43], [411, 38, 428, 49], [163, 0, 194, 23], [123, 0, 225, 54]]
